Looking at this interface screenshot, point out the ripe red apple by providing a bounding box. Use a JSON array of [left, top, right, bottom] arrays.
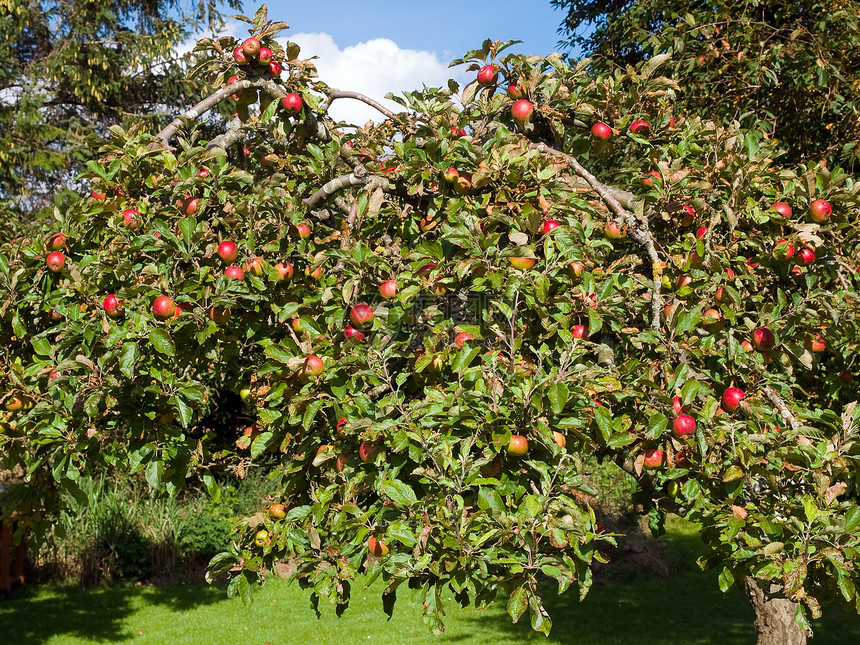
[[680, 204, 695, 227], [714, 286, 732, 305], [379, 280, 398, 299], [336, 417, 348, 435], [197, 168, 210, 178], [641, 170, 661, 187], [506, 83, 524, 99], [591, 122, 612, 141], [507, 435, 529, 457], [46, 233, 66, 251], [225, 265, 245, 281], [571, 324, 588, 340], [476, 64, 498, 86], [359, 440, 380, 463], [182, 196, 199, 215], [245, 256, 264, 277], [46, 251, 65, 272], [274, 262, 293, 281], [804, 333, 826, 352], [797, 247, 815, 265], [672, 415, 696, 438], [674, 274, 692, 291], [454, 332, 473, 348], [269, 503, 286, 519], [268, 61, 283, 77], [569, 262, 584, 278], [416, 262, 436, 278], [152, 296, 176, 319], [771, 201, 792, 218], [752, 327, 776, 351], [302, 355, 325, 379], [217, 241, 238, 264], [349, 304, 374, 328], [672, 396, 686, 416], [508, 257, 535, 270], [542, 220, 560, 234], [721, 387, 745, 412], [511, 99, 533, 124], [443, 167, 459, 183], [281, 93, 303, 115], [209, 307, 231, 324], [233, 46, 249, 65], [257, 47, 273, 64], [809, 199, 832, 222], [642, 448, 663, 468], [604, 221, 627, 240], [295, 223, 311, 239], [261, 153, 278, 168], [696, 226, 707, 239], [344, 325, 366, 341], [450, 126, 467, 138], [367, 535, 389, 557], [701, 308, 724, 332], [103, 294, 122, 317], [741, 340, 754, 352], [306, 266, 323, 280], [629, 119, 650, 135], [772, 240, 795, 260], [241, 37, 261, 57]]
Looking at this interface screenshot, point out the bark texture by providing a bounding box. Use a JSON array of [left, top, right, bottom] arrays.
[[744, 577, 810, 645]]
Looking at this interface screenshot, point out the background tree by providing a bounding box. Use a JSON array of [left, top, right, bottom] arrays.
[[2, 7, 860, 645], [0, 0, 241, 236], [550, 0, 860, 171]]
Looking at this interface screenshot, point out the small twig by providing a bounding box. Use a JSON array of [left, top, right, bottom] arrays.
[[762, 386, 800, 430], [319, 90, 398, 120]]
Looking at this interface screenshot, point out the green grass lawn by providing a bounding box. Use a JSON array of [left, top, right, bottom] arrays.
[[2, 518, 859, 644]]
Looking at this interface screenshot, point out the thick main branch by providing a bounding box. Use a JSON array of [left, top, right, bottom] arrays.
[[319, 90, 398, 120]]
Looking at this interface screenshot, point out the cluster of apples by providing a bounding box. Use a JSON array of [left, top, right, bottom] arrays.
[[230, 37, 303, 116], [475, 64, 533, 126]]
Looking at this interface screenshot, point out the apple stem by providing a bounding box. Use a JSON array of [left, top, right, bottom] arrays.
[[319, 90, 398, 120]]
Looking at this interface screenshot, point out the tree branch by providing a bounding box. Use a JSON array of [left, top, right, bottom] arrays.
[[303, 167, 372, 208], [762, 386, 800, 431], [319, 90, 398, 120], [529, 142, 663, 330], [158, 80, 255, 146]]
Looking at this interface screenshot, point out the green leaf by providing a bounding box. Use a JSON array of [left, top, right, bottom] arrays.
[[381, 479, 418, 506], [718, 566, 735, 592], [507, 585, 528, 623], [120, 342, 137, 379], [149, 329, 175, 356], [844, 506, 860, 531], [547, 382, 569, 414], [179, 217, 197, 247], [647, 413, 668, 439]]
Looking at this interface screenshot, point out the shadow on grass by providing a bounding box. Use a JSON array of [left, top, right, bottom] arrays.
[[463, 525, 860, 645], [0, 582, 223, 644]]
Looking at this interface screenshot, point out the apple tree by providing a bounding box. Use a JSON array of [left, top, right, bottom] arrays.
[[1, 7, 859, 644]]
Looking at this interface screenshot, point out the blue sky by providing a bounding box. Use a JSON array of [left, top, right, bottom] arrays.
[[211, 2, 577, 124]]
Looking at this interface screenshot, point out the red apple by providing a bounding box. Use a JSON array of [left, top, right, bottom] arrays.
[[349, 304, 374, 328], [804, 333, 826, 352], [741, 340, 754, 352], [295, 223, 311, 239], [643, 448, 663, 468], [672, 415, 696, 438], [714, 286, 732, 305], [680, 204, 695, 227], [569, 262, 584, 278], [121, 208, 140, 227], [302, 355, 325, 379], [359, 440, 380, 463], [233, 46, 249, 65], [542, 220, 560, 234], [753, 327, 776, 351], [152, 296, 176, 320], [46, 233, 66, 251], [336, 417, 348, 435], [771, 201, 792, 218], [629, 119, 650, 135], [257, 47, 273, 64], [281, 93, 303, 115], [772, 240, 795, 260], [571, 324, 588, 340], [241, 37, 261, 57], [604, 221, 627, 240], [641, 170, 661, 187], [454, 332, 473, 348], [103, 294, 122, 317], [245, 256, 264, 277], [269, 503, 286, 519], [809, 199, 831, 222], [591, 122, 612, 141], [797, 247, 815, 265], [261, 153, 278, 168], [508, 257, 535, 270], [507, 435, 529, 457], [476, 64, 498, 86], [721, 387, 745, 412], [225, 265, 245, 281], [217, 241, 238, 264], [379, 280, 398, 299], [511, 99, 533, 124], [268, 61, 283, 77], [367, 535, 389, 556], [182, 196, 199, 215], [274, 262, 293, 281], [46, 251, 65, 272], [344, 325, 366, 341], [672, 397, 686, 416], [701, 308, 724, 332], [674, 274, 692, 290], [506, 83, 524, 99], [451, 126, 467, 138], [209, 306, 231, 324], [696, 226, 707, 239]]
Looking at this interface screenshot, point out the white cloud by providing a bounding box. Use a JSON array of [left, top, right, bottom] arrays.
[[287, 33, 461, 125]]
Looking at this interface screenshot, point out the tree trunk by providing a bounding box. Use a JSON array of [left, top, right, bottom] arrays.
[[744, 577, 810, 645]]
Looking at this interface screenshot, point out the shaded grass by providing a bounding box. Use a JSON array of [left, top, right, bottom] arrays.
[[2, 518, 860, 644]]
